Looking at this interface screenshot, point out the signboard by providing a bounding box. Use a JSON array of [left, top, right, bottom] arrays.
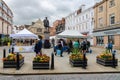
[[93, 29, 120, 36], [14, 46, 34, 53]]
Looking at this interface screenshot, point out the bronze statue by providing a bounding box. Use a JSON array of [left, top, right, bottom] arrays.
[[43, 17, 49, 32]]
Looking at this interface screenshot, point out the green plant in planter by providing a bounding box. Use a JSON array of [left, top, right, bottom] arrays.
[[1, 37, 11, 45], [97, 49, 114, 60], [72, 48, 80, 54]]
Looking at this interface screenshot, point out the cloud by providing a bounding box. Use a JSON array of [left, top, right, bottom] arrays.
[[3, 0, 94, 26]]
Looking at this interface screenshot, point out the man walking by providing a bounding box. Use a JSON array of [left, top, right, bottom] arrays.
[[37, 36, 43, 55]]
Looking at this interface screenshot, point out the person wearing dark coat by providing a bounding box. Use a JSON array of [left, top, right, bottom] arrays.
[[55, 42, 63, 57], [34, 37, 43, 55], [68, 40, 73, 54], [107, 41, 113, 53], [34, 39, 39, 55], [86, 40, 90, 52], [81, 40, 87, 54], [51, 38, 55, 47], [58, 42, 63, 57]]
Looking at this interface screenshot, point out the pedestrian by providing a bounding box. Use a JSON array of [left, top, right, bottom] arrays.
[[107, 41, 113, 53], [30, 39, 32, 45], [37, 36, 43, 55], [34, 36, 43, 56], [81, 40, 87, 54], [86, 40, 90, 53], [68, 40, 73, 54], [55, 41, 63, 57], [34, 39, 39, 55], [51, 38, 55, 47], [73, 40, 79, 49]]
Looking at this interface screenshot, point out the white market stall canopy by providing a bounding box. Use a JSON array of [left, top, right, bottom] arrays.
[[57, 30, 86, 38], [50, 36, 56, 39], [10, 28, 38, 39]]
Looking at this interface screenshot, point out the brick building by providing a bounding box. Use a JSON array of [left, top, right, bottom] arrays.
[[93, 0, 120, 49]]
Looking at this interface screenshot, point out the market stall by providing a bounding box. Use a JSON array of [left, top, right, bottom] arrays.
[[10, 28, 38, 53], [57, 30, 86, 38]]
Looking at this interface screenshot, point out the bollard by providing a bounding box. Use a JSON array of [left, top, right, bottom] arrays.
[[51, 52, 54, 69], [16, 52, 20, 70], [112, 53, 116, 68], [11, 47, 14, 53], [82, 53, 86, 69], [3, 49, 6, 58]]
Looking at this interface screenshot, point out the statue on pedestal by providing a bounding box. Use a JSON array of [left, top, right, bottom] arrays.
[[43, 17, 49, 32]]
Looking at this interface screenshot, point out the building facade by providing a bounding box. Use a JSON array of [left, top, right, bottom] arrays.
[[0, 0, 13, 38], [12, 25, 19, 34], [65, 5, 94, 45], [27, 19, 45, 38], [18, 19, 45, 38], [50, 20, 60, 36], [55, 18, 65, 34], [49, 27, 56, 36], [93, 0, 120, 49]]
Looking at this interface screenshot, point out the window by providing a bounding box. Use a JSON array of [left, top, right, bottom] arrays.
[[86, 14, 88, 19], [110, 14, 115, 25], [79, 17, 81, 22], [0, 11, 2, 17], [96, 36, 104, 45], [91, 12, 93, 17], [99, 18, 103, 27], [7, 26, 8, 34], [82, 16, 84, 20], [108, 35, 114, 44], [109, 0, 115, 7], [37, 28, 42, 32], [99, 6, 103, 12], [3, 5, 8, 13], [0, 2, 2, 7]]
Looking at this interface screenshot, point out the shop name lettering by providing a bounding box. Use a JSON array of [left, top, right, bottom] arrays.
[[104, 30, 119, 34]]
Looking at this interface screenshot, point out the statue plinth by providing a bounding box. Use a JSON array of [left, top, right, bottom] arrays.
[[44, 31, 50, 40]]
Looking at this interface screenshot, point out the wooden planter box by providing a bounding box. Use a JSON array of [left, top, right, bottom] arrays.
[[3, 58, 24, 68], [96, 58, 118, 66], [33, 61, 50, 69], [69, 59, 87, 67]]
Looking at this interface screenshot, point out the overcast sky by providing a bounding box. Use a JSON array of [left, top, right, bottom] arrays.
[[3, 0, 94, 26]]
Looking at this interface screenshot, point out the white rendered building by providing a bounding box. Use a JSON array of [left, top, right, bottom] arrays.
[[65, 5, 94, 45]]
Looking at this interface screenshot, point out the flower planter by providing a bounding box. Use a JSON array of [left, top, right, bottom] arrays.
[[69, 59, 87, 67], [96, 58, 118, 66], [33, 61, 49, 69], [3, 57, 24, 68]]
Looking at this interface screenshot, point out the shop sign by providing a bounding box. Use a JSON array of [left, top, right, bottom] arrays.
[[93, 29, 120, 36]]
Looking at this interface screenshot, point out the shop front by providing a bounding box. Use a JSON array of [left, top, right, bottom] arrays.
[[93, 28, 120, 49]]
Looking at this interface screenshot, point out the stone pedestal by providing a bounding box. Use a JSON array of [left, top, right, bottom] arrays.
[[44, 31, 50, 39]]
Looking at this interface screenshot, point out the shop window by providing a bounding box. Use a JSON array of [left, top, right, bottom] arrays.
[[96, 36, 104, 45], [108, 35, 114, 44]]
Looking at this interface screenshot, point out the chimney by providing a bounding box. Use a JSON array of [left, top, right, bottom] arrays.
[[32, 22, 35, 25]]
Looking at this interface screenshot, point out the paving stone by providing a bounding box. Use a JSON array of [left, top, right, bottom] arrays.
[[0, 46, 120, 74], [0, 74, 120, 80]]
